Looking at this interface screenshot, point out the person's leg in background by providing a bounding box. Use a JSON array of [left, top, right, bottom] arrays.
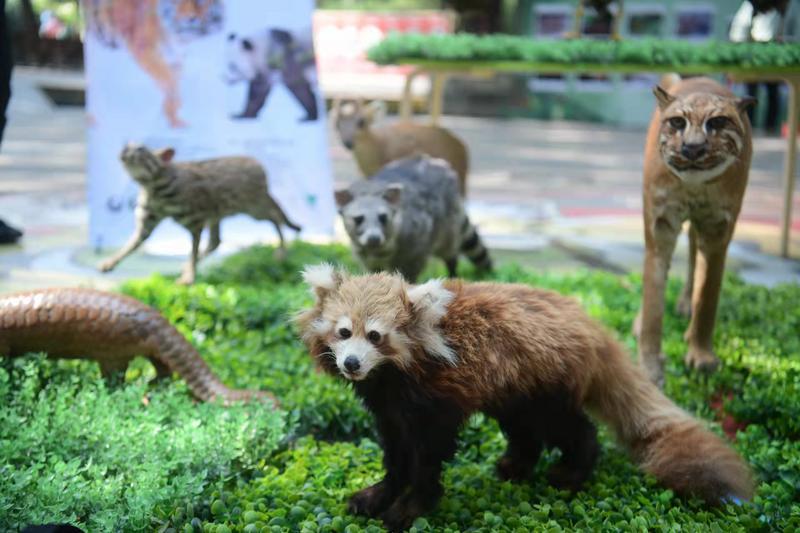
[[1, 0, 12, 146], [0, 0, 24, 244], [745, 82, 760, 127], [764, 82, 780, 133]]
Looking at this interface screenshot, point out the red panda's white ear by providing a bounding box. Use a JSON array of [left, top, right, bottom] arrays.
[[407, 279, 457, 365], [302, 263, 343, 301]]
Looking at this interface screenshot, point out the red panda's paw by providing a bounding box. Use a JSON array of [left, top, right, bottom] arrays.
[[495, 454, 534, 483], [380, 497, 427, 533], [348, 480, 396, 518], [546, 463, 592, 493]]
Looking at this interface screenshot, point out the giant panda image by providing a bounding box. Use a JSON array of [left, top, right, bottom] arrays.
[[225, 28, 319, 122]]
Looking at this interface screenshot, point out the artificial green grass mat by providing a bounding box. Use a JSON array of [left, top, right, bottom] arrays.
[[367, 34, 800, 74], [2, 242, 799, 531]]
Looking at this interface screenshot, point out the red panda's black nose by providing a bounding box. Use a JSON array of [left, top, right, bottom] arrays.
[[344, 356, 361, 372]]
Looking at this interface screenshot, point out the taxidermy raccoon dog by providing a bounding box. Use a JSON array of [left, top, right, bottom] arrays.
[[296, 266, 754, 532], [335, 155, 491, 282]]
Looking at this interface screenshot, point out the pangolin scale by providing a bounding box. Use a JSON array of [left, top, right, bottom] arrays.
[[0, 288, 272, 405]]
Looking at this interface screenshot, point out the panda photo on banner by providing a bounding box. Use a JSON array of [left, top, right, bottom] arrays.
[[84, 0, 333, 255], [226, 27, 319, 122]]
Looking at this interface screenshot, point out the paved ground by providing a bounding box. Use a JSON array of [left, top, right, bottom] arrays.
[[0, 67, 798, 293]]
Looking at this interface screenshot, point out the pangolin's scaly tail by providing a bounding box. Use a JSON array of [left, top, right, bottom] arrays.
[[586, 338, 753, 503], [144, 313, 276, 406], [459, 214, 492, 272]]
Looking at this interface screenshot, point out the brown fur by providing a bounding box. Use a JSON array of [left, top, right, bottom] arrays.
[[333, 100, 469, 196], [296, 267, 754, 527], [636, 76, 755, 386]]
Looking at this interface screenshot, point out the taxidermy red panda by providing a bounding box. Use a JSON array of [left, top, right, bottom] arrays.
[[294, 265, 754, 532]]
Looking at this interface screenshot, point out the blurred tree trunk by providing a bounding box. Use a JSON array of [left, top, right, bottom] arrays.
[[18, 0, 43, 63], [442, 0, 504, 34]]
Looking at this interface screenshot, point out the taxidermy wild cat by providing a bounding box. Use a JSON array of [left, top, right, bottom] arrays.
[[635, 76, 755, 387], [98, 144, 301, 284]]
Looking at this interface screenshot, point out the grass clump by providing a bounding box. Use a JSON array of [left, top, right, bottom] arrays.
[[0, 356, 286, 532], [2, 242, 799, 531]]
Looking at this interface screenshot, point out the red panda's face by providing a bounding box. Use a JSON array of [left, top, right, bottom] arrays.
[[297, 265, 413, 381], [297, 266, 459, 381]]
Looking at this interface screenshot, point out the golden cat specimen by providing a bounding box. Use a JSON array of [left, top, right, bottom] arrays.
[[636, 76, 755, 387]]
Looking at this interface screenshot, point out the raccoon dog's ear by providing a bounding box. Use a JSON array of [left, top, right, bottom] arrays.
[[382, 184, 403, 205], [334, 189, 353, 209], [653, 85, 676, 111], [154, 147, 176, 163], [302, 263, 343, 301]]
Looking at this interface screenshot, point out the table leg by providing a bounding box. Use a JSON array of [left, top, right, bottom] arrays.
[[401, 68, 422, 121], [429, 72, 447, 126], [780, 77, 798, 258]]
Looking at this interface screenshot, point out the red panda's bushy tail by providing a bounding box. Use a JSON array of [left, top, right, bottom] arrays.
[[586, 338, 754, 504]]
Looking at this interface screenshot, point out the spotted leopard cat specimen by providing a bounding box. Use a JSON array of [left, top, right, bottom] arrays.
[[635, 76, 755, 387], [0, 288, 274, 405], [99, 144, 301, 284]]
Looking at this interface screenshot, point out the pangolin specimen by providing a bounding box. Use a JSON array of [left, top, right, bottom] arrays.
[[0, 288, 274, 405]]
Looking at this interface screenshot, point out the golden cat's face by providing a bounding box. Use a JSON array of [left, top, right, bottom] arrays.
[[654, 86, 754, 185]]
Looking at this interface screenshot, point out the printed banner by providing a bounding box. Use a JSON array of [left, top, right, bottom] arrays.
[[83, 0, 333, 253]]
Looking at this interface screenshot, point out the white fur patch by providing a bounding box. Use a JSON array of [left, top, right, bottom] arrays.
[[365, 318, 388, 335], [335, 316, 353, 333], [310, 318, 331, 335], [408, 279, 453, 322], [667, 155, 735, 185], [302, 263, 338, 294], [387, 330, 413, 368], [408, 279, 457, 365], [332, 337, 382, 380]]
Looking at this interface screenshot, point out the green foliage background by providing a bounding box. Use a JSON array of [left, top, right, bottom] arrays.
[[2, 242, 799, 531]]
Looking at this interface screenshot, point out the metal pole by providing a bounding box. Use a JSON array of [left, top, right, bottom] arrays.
[[780, 77, 798, 258], [429, 72, 447, 126]]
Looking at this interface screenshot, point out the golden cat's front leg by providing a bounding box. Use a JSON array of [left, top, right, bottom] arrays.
[[675, 224, 697, 317], [637, 215, 680, 388], [682, 225, 732, 373]]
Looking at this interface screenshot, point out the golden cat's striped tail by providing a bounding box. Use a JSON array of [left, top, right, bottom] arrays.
[[587, 338, 754, 504]]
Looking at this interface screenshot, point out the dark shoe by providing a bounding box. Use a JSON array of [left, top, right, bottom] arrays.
[[0, 219, 22, 244]]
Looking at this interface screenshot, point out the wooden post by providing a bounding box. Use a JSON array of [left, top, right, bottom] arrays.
[[400, 68, 422, 121], [429, 72, 448, 126], [780, 76, 799, 258]]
